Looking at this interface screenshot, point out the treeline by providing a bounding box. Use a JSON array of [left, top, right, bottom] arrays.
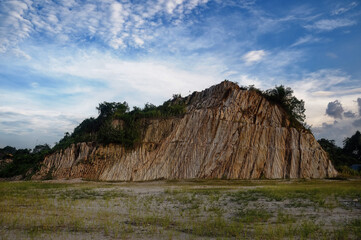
[[53, 94, 186, 151], [318, 131, 361, 176], [0, 144, 51, 178]]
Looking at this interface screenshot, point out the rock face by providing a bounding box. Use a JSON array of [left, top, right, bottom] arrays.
[[33, 81, 337, 180]]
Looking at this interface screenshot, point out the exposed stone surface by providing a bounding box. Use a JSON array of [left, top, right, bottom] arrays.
[[33, 81, 337, 180]]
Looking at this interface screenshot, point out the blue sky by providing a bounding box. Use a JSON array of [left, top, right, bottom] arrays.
[[0, 0, 360, 148]]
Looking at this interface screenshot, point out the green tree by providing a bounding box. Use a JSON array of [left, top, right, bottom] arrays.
[[318, 138, 355, 168], [343, 131, 361, 161], [97, 101, 129, 119], [0, 145, 51, 178], [32, 144, 51, 154], [266, 85, 306, 123]]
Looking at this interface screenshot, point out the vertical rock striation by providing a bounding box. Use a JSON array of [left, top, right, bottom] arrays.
[[33, 81, 337, 180]]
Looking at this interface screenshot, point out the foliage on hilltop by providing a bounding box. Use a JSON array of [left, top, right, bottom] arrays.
[[53, 94, 186, 151], [237, 82, 307, 131]]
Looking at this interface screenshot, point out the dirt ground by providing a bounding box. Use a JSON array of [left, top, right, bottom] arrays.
[[0, 179, 360, 239]]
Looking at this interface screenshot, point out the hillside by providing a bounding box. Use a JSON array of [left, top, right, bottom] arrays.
[[32, 81, 337, 180]]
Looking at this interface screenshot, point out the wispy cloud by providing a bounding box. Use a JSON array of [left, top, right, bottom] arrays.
[[332, 2, 358, 15], [305, 18, 356, 31], [291, 35, 321, 47], [312, 88, 361, 97]]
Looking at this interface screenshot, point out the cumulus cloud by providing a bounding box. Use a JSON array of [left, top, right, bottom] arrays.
[[326, 100, 344, 119], [353, 118, 361, 127], [343, 111, 356, 118], [305, 18, 356, 31], [311, 95, 361, 145], [350, 98, 361, 128], [344, 111, 356, 118], [242, 50, 267, 65]]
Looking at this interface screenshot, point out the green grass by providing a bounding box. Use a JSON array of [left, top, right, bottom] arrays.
[[0, 179, 360, 239], [235, 209, 272, 223]]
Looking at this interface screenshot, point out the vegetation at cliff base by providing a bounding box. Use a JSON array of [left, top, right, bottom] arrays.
[[0, 144, 51, 179], [318, 130, 361, 177]]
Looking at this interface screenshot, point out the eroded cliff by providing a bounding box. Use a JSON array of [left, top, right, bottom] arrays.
[[33, 81, 337, 180]]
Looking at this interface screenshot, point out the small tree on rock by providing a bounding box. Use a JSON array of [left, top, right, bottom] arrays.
[[265, 85, 306, 124]]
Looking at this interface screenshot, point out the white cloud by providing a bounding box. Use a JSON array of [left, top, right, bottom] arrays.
[[332, 2, 358, 15], [242, 50, 266, 65], [291, 35, 321, 47], [0, 0, 210, 53], [305, 18, 356, 31], [133, 36, 145, 47], [33, 51, 221, 104], [312, 88, 361, 97], [245, 49, 304, 77], [109, 38, 125, 49], [0, 107, 81, 148], [30, 82, 38, 88], [0, 0, 32, 53], [11, 47, 31, 60], [236, 75, 264, 88], [166, 0, 184, 14], [326, 52, 338, 59], [313, 120, 356, 146]]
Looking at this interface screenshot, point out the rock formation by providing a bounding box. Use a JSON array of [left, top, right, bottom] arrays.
[[33, 81, 337, 180]]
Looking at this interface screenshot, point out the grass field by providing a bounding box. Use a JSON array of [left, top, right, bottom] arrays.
[[0, 179, 360, 239]]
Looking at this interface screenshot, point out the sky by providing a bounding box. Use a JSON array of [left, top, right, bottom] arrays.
[[0, 0, 360, 149]]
